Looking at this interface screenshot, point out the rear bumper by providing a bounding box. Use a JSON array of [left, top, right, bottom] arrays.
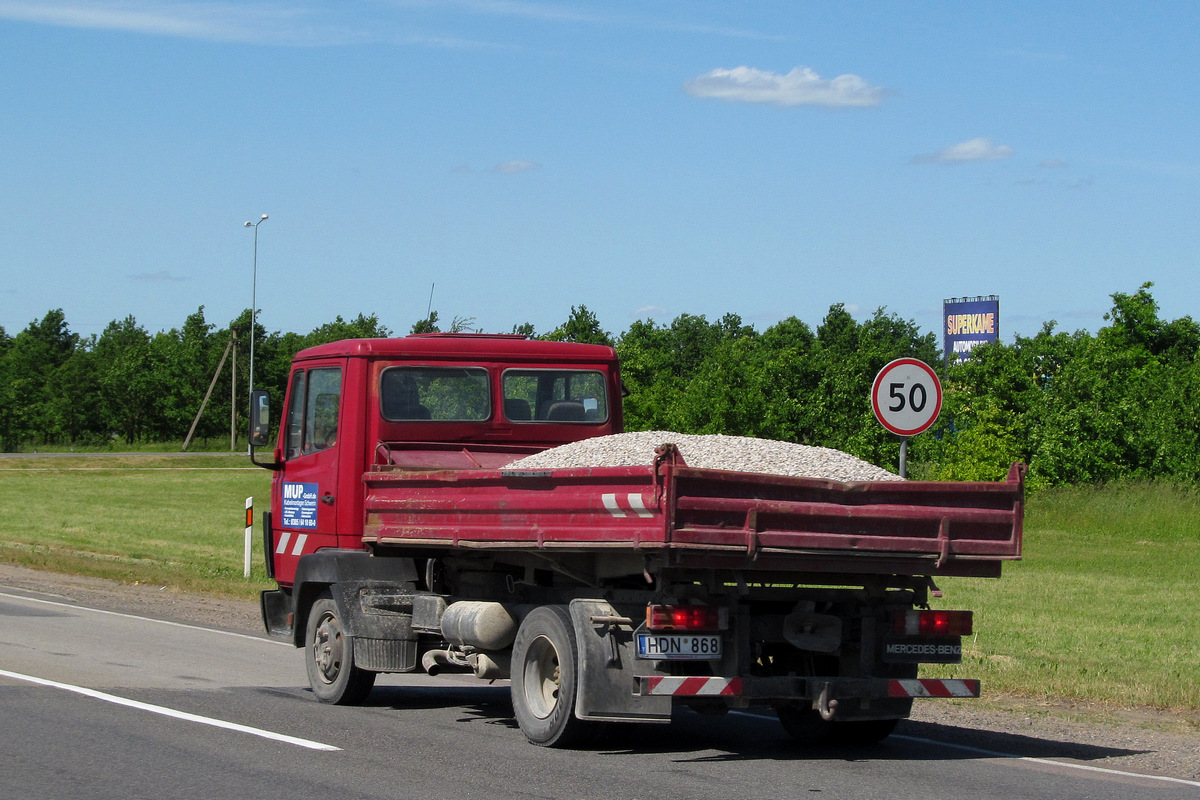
[[635, 675, 980, 701]]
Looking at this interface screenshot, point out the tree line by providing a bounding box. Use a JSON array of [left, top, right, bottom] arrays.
[[0, 306, 392, 451], [2, 283, 1197, 489]]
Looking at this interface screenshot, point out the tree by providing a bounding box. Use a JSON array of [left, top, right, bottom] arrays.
[[94, 316, 160, 443], [153, 307, 221, 442], [617, 312, 762, 433], [447, 315, 480, 334], [6, 310, 80, 444], [411, 311, 440, 334], [752, 316, 821, 442], [543, 305, 613, 346], [804, 305, 937, 465], [306, 314, 392, 346], [0, 325, 14, 449]]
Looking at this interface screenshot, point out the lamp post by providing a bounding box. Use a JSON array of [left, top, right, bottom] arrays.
[[243, 214, 268, 451]]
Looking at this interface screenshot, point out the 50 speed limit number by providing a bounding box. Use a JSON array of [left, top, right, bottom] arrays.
[[871, 358, 942, 437]]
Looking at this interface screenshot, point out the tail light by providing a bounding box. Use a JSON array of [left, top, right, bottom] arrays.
[[894, 610, 973, 636], [646, 604, 728, 631]]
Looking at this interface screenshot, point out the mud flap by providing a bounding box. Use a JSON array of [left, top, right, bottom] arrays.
[[570, 599, 671, 723], [261, 588, 293, 640]]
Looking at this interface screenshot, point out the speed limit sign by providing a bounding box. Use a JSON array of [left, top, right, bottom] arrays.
[[871, 358, 942, 437]]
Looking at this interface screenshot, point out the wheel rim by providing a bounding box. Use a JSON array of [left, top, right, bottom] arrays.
[[521, 634, 561, 719], [312, 610, 345, 685]]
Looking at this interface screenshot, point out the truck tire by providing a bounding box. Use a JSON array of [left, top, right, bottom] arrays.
[[831, 718, 899, 746], [509, 605, 598, 747], [305, 595, 376, 705], [777, 706, 899, 746], [776, 705, 832, 745]]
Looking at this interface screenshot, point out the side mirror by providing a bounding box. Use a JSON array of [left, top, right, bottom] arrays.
[[249, 390, 272, 447]]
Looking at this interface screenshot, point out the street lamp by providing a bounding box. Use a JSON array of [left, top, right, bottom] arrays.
[[244, 214, 268, 451]]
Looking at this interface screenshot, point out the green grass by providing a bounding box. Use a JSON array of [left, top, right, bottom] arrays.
[[4, 457, 1200, 716], [11, 438, 253, 454], [928, 481, 1200, 715], [0, 454, 274, 598]]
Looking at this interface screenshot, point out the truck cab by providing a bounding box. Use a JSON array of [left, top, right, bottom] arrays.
[[256, 334, 623, 586]]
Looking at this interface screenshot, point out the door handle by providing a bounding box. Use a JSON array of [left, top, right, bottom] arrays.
[[321, 493, 335, 506]]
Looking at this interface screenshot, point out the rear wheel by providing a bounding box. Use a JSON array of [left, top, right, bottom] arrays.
[[305, 595, 376, 705], [777, 705, 833, 745], [777, 705, 899, 746], [831, 718, 899, 745], [510, 606, 599, 747]]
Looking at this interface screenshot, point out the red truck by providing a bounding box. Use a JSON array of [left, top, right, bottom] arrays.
[[250, 333, 1023, 747]]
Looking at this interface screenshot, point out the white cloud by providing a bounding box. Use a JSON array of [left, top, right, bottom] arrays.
[[911, 137, 1014, 164], [493, 160, 540, 174], [632, 305, 667, 319], [0, 1, 503, 47], [0, 1, 785, 47], [0, 1, 309, 42], [684, 66, 884, 108]]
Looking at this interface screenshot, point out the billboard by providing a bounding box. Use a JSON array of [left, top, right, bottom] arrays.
[[944, 296, 999, 364]]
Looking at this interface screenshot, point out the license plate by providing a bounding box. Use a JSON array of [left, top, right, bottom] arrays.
[[636, 633, 722, 660]]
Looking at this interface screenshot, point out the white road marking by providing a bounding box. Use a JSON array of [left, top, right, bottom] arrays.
[[891, 734, 1200, 788], [0, 590, 290, 646], [0, 668, 339, 751], [729, 711, 1200, 789]]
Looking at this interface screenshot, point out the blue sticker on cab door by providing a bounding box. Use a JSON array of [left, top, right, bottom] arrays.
[[281, 482, 319, 528]]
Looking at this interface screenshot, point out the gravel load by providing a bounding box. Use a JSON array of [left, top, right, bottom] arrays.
[[507, 431, 902, 482]]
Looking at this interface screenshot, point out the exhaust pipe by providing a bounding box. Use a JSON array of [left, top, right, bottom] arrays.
[[422, 649, 512, 679], [421, 649, 455, 676]]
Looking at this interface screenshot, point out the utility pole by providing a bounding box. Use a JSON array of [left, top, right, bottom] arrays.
[[244, 214, 268, 454], [230, 330, 237, 451]]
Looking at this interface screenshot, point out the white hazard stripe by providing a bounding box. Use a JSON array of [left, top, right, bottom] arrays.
[[643, 676, 742, 696], [888, 679, 980, 698], [602, 493, 654, 519], [275, 532, 309, 557]]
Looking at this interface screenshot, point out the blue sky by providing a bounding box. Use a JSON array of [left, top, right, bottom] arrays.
[[2, 2, 1197, 346]]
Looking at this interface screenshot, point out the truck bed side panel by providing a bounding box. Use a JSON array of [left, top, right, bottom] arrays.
[[362, 463, 1023, 576]]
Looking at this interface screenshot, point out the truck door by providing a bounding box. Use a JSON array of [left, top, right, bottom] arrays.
[[271, 362, 344, 585]]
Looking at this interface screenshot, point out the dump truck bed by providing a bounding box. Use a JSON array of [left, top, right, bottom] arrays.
[[362, 445, 1023, 578]]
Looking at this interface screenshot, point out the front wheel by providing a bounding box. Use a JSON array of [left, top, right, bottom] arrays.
[[509, 606, 600, 747], [305, 595, 376, 705]]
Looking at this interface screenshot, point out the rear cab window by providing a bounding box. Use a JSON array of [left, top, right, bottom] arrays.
[[380, 366, 490, 421], [501, 369, 609, 423]]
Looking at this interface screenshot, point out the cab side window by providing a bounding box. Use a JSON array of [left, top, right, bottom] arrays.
[[284, 370, 306, 459], [284, 367, 342, 459]]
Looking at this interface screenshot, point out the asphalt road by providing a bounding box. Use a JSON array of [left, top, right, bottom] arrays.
[[1, 588, 1195, 800]]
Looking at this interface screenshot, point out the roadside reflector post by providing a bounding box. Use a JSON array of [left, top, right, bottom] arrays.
[[244, 497, 253, 578]]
